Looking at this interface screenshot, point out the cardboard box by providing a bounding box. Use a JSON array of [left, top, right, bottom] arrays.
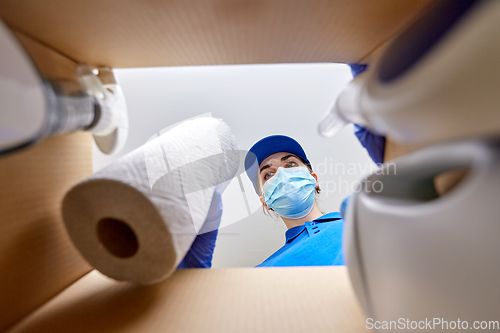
[[0, 1, 437, 331]]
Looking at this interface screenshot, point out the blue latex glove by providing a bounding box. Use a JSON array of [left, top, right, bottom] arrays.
[[348, 64, 386, 164], [177, 189, 222, 269], [177, 229, 218, 269], [348, 63, 368, 78], [353, 124, 386, 164]]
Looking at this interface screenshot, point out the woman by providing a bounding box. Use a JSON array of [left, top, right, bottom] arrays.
[[244, 135, 344, 267], [178, 131, 382, 268], [179, 64, 385, 268]]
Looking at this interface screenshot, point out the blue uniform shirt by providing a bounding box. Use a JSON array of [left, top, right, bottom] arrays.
[[256, 212, 345, 267]]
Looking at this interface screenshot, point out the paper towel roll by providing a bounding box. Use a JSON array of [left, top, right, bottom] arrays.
[[62, 117, 239, 284]]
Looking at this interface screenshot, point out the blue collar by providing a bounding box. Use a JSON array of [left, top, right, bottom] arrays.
[[315, 211, 342, 222], [285, 225, 306, 243], [285, 212, 342, 243]]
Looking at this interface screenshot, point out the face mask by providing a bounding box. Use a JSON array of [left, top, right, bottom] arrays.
[[262, 166, 317, 219]]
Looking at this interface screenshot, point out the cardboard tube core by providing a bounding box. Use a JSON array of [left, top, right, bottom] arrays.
[[97, 218, 139, 258]]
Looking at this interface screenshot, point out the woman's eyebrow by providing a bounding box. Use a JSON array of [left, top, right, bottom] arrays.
[[260, 155, 297, 174], [260, 164, 271, 174], [280, 154, 295, 162]]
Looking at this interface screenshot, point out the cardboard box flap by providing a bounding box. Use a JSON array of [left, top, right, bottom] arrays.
[[0, 0, 435, 68], [8, 267, 370, 333]]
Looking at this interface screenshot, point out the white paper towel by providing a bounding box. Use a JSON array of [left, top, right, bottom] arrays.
[[62, 117, 239, 284]]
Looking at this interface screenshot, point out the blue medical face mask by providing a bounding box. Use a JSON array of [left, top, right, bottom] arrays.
[[262, 166, 317, 219]]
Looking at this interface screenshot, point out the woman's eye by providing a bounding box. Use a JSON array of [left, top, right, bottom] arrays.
[[284, 161, 297, 168], [264, 172, 274, 180]]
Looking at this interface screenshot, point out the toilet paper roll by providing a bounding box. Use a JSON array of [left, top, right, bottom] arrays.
[[62, 117, 239, 284]]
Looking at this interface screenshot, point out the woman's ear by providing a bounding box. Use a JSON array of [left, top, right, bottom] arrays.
[[260, 195, 271, 211], [311, 172, 319, 184], [311, 172, 321, 194]]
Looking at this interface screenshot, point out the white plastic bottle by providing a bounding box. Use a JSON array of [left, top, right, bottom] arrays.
[[319, 0, 500, 145]]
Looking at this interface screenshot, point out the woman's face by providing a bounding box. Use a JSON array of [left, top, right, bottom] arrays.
[[258, 151, 318, 211], [258, 152, 307, 188]]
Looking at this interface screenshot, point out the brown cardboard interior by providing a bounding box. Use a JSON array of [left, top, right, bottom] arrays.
[[0, 132, 93, 332], [0, 33, 94, 332], [8, 267, 370, 333], [0, 1, 442, 331], [0, 0, 435, 68]]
